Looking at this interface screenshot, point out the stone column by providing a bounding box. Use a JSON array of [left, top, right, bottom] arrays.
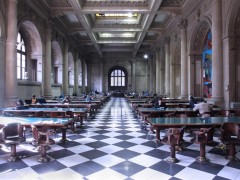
[[211, 0, 223, 105], [159, 47, 165, 96], [42, 21, 52, 99], [179, 19, 188, 99], [155, 49, 160, 95], [164, 37, 170, 97], [62, 40, 69, 96], [131, 59, 136, 93], [99, 58, 103, 93], [170, 58, 175, 98], [81, 58, 86, 94], [146, 60, 149, 92], [73, 51, 79, 95], [5, 0, 18, 106], [223, 35, 235, 108], [149, 57, 154, 93]]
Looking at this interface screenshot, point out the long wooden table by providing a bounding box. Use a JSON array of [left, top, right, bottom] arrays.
[[147, 116, 240, 141], [0, 116, 73, 142], [3, 107, 88, 116], [29, 103, 99, 116]]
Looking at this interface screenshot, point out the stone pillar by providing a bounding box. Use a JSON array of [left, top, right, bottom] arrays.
[[43, 21, 52, 99], [4, 0, 18, 106], [170, 58, 175, 98], [73, 51, 79, 95], [188, 54, 195, 96], [155, 49, 160, 95], [164, 37, 170, 97], [223, 35, 235, 108], [82, 58, 86, 94], [62, 40, 69, 96], [146, 60, 149, 92], [99, 58, 103, 93], [149, 57, 154, 93], [159, 47, 165, 96], [132, 59, 136, 93], [211, 0, 223, 105], [179, 19, 188, 99]]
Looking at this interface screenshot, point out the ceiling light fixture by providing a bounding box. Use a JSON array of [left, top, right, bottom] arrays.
[[143, 54, 149, 59]]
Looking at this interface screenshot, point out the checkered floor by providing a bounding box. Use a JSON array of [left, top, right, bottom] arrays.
[[0, 97, 240, 180]]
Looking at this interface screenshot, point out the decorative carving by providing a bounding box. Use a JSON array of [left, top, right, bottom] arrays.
[[161, 0, 186, 7], [82, 0, 148, 8], [178, 19, 187, 29]]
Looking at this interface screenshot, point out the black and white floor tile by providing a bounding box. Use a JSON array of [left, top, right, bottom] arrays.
[[0, 98, 240, 180]]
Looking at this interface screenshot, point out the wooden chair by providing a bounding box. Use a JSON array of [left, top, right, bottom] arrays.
[[216, 110, 232, 117], [220, 122, 240, 161], [161, 127, 185, 163], [34, 111, 44, 117], [190, 126, 215, 162], [1, 123, 25, 161], [31, 125, 55, 162]]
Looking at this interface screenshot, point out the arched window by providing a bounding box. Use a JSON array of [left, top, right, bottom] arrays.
[[108, 66, 127, 91], [17, 32, 27, 79], [202, 30, 212, 98], [111, 69, 125, 86]]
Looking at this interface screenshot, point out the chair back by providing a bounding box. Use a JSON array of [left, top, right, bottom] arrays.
[[175, 113, 188, 118], [31, 125, 51, 144], [49, 112, 60, 118], [217, 110, 231, 117], [165, 126, 185, 145], [2, 123, 24, 141], [65, 111, 74, 118], [221, 122, 239, 139], [34, 111, 44, 117]]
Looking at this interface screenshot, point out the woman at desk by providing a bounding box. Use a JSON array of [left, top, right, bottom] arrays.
[[31, 95, 38, 104]]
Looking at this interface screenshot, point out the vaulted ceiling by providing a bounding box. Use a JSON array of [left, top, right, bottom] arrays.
[[36, 0, 187, 58]]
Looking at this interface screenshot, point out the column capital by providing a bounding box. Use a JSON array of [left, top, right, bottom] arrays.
[[178, 19, 187, 29]]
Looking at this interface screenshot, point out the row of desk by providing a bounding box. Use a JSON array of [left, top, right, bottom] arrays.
[[147, 116, 240, 141]]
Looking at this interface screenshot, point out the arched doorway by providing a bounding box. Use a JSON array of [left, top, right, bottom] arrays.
[[108, 66, 128, 94]]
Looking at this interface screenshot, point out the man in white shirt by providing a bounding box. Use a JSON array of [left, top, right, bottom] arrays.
[[193, 101, 212, 118]]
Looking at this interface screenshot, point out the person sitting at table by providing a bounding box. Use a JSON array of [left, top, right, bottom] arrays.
[[38, 96, 47, 104], [31, 95, 38, 104], [151, 94, 159, 106], [154, 97, 167, 108], [15, 99, 24, 109], [193, 100, 212, 118], [61, 95, 71, 104], [189, 95, 197, 108], [85, 94, 93, 102]]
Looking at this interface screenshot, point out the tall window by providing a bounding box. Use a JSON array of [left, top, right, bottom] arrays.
[[202, 30, 212, 98], [110, 69, 125, 87], [17, 32, 26, 79], [79, 72, 82, 86]]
